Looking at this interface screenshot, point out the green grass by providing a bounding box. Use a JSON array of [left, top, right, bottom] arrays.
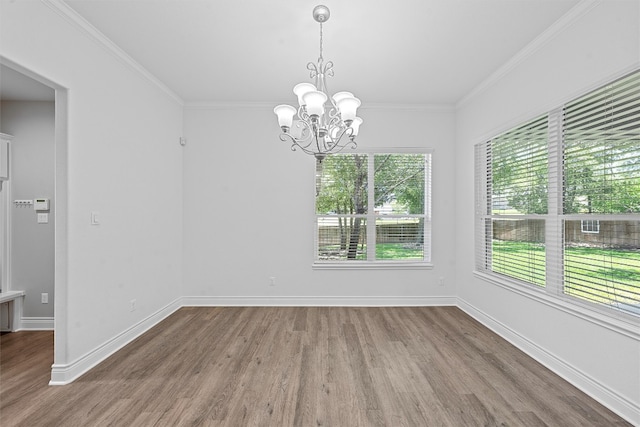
[[491, 240, 546, 286], [318, 243, 423, 261], [376, 243, 423, 260], [492, 240, 640, 310]]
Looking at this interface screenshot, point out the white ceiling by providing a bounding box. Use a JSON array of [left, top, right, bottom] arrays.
[[4, 0, 583, 105]]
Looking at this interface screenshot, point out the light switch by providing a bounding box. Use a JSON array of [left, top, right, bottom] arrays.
[[91, 211, 100, 225], [37, 213, 49, 224]]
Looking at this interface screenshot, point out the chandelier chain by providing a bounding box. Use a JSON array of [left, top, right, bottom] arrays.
[[319, 22, 324, 62]]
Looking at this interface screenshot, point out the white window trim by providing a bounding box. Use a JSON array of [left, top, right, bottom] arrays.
[[473, 271, 640, 340], [313, 147, 433, 270], [313, 261, 434, 270], [474, 70, 640, 322]]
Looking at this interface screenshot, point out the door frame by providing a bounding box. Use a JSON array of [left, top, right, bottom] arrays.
[[0, 132, 13, 298], [0, 56, 69, 381]]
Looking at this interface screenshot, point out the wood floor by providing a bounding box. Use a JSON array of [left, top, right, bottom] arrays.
[[0, 307, 632, 426]]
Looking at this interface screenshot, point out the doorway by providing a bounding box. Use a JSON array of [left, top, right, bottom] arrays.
[[0, 56, 68, 384]]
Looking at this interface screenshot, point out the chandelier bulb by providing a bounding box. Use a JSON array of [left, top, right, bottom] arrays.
[[293, 83, 317, 106], [332, 91, 354, 105]]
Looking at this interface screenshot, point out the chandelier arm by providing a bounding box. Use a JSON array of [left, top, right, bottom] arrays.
[[297, 105, 310, 122], [307, 61, 318, 79], [278, 132, 317, 155], [327, 140, 357, 155], [299, 123, 312, 141], [330, 126, 357, 149], [326, 115, 343, 133], [324, 61, 334, 78], [297, 120, 316, 148], [279, 124, 356, 158], [279, 117, 322, 152], [326, 102, 339, 119]]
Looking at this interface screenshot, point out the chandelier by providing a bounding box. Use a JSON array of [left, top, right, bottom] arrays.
[[273, 5, 362, 162]]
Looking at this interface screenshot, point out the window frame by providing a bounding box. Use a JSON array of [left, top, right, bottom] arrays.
[[580, 219, 600, 234], [474, 69, 640, 326], [313, 147, 433, 270]]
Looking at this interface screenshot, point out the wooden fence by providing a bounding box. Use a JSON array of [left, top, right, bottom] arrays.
[[492, 219, 639, 248], [319, 222, 423, 244]]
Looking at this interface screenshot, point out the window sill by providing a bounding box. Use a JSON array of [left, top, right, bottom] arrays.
[[313, 261, 434, 270], [473, 271, 640, 340]]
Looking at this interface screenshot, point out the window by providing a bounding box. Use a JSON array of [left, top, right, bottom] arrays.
[[476, 69, 640, 317], [476, 115, 549, 287], [580, 220, 600, 233], [315, 150, 431, 267]]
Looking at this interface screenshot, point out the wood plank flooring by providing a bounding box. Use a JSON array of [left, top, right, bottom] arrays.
[[0, 307, 632, 426]]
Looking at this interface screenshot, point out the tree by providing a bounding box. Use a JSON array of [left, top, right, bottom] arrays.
[[564, 137, 640, 214], [490, 121, 549, 215], [374, 154, 425, 214], [491, 128, 640, 215], [316, 153, 426, 259]]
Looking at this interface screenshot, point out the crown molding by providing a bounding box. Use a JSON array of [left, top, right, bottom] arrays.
[[184, 101, 455, 112], [362, 103, 455, 113], [184, 101, 275, 110], [456, 0, 600, 109], [42, 0, 184, 106]]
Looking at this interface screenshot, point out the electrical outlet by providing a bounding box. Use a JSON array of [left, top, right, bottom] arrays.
[[269, 277, 276, 286], [41, 293, 49, 304], [91, 211, 100, 225], [439, 277, 445, 286], [130, 299, 136, 312]]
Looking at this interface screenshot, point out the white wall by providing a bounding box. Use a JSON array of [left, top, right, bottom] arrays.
[[455, 0, 640, 422], [0, 101, 55, 320], [183, 105, 457, 304], [1, 1, 638, 422], [0, 1, 184, 378]]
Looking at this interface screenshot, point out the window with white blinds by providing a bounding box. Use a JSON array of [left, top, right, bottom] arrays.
[[564, 71, 640, 215], [316, 151, 431, 265], [475, 69, 640, 317], [562, 70, 640, 314], [475, 116, 549, 287]]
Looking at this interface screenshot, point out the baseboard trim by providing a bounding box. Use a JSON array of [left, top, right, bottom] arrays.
[[48, 295, 454, 385], [44, 294, 636, 424], [49, 297, 182, 385], [457, 297, 640, 426], [16, 317, 54, 330], [181, 295, 457, 307]]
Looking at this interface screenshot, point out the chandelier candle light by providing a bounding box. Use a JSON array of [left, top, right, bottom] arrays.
[[274, 5, 362, 162]]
